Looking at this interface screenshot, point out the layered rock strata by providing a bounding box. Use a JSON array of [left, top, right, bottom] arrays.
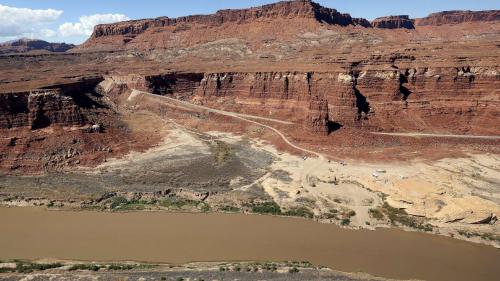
[[416, 10, 500, 26], [0, 78, 103, 129], [372, 16, 415, 29]]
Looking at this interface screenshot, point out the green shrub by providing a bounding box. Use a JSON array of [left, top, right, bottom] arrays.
[[283, 207, 314, 218], [251, 201, 282, 215], [68, 264, 101, 271], [220, 205, 240, 212], [341, 218, 351, 226], [110, 197, 129, 209], [160, 197, 199, 210], [368, 208, 384, 220], [14, 261, 63, 273], [107, 264, 135, 270], [381, 203, 433, 232], [289, 267, 300, 274]]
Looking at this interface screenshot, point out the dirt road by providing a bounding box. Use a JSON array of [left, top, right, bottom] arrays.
[[134, 90, 321, 158], [371, 132, 500, 140]]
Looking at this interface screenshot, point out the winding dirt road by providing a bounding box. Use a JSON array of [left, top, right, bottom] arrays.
[[132, 91, 340, 208], [134, 90, 322, 158]]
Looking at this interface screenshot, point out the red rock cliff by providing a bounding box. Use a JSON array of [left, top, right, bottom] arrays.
[[88, 0, 370, 40], [415, 10, 500, 26], [372, 16, 415, 29]]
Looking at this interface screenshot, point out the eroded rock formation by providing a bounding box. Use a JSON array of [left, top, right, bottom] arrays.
[[0, 78, 103, 129], [372, 16, 415, 29], [416, 10, 500, 26], [89, 0, 370, 40]]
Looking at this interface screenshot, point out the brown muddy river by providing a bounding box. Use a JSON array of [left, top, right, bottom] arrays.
[[1, 207, 499, 281]]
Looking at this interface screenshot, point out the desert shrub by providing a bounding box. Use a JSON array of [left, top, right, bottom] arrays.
[[283, 207, 314, 218], [220, 205, 240, 212], [68, 264, 101, 271], [14, 261, 63, 273], [368, 208, 384, 220], [251, 201, 282, 215], [381, 203, 433, 232]]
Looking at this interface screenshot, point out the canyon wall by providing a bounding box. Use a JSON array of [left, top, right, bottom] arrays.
[[0, 78, 103, 130], [89, 0, 370, 41], [104, 67, 499, 135], [416, 10, 500, 26]]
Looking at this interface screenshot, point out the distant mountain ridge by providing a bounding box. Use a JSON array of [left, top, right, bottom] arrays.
[[0, 38, 74, 55]]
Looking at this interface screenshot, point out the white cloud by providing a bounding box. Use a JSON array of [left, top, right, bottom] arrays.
[[0, 4, 62, 37], [59, 14, 129, 37]]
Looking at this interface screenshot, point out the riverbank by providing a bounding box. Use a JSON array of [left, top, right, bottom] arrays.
[[0, 260, 408, 281], [1, 207, 499, 281]]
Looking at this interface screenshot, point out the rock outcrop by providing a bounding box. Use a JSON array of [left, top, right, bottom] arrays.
[[87, 0, 370, 42], [372, 16, 415, 29], [0, 39, 74, 55], [415, 10, 500, 26], [102, 65, 499, 136], [0, 78, 103, 129]]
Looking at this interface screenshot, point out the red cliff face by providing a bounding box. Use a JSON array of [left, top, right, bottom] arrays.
[[0, 78, 103, 130], [194, 72, 331, 134], [415, 10, 500, 26], [87, 0, 370, 42], [105, 64, 499, 136], [372, 16, 415, 29], [0, 90, 84, 129]]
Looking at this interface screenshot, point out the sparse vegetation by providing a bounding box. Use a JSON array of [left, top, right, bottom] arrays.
[[458, 230, 500, 242], [283, 207, 314, 218], [250, 201, 282, 215], [289, 266, 300, 273], [324, 209, 339, 219], [380, 203, 433, 232], [68, 264, 101, 271], [220, 205, 240, 212], [110, 196, 129, 209], [368, 208, 384, 220], [107, 264, 136, 270], [160, 197, 202, 210], [211, 141, 233, 164], [12, 261, 63, 273]]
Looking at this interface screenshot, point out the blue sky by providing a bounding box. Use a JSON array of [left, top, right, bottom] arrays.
[[1, 0, 499, 44]]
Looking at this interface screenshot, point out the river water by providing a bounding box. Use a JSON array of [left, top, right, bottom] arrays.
[[1, 207, 498, 281]]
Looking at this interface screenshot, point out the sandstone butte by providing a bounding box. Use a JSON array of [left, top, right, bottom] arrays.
[[0, 0, 498, 172]]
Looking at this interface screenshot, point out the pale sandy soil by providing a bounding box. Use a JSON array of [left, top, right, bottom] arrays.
[[204, 131, 499, 246]]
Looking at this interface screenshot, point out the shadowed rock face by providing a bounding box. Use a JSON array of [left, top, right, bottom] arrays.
[[0, 78, 103, 129], [416, 10, 500, 26], [0, 39, 74, 54], [372, 16, 415, 29]]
